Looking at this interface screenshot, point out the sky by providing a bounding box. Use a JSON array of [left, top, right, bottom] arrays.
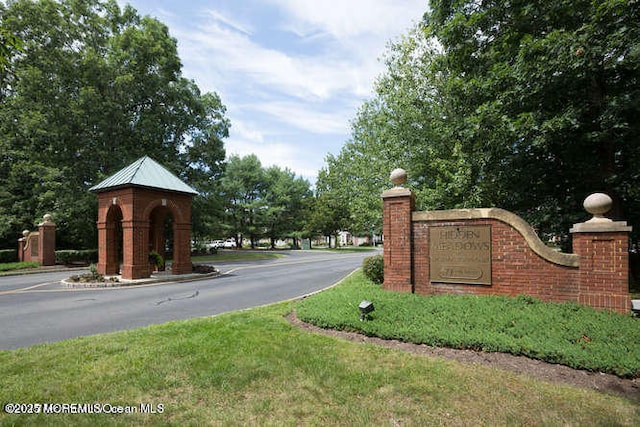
[[119, 0, 427, 184]]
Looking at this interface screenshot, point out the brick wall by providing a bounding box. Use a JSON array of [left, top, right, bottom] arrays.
[[414, 218, 582, 300], [382, 186, 632, 313]]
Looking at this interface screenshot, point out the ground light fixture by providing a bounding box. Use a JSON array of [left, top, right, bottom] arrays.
[[358, 300, 374, 321]]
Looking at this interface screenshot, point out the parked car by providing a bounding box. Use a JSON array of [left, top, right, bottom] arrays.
[[223, 239, 236, 248], [206, 240, 224, 249]]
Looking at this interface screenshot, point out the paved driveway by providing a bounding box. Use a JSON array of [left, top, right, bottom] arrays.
[[0, 250, 377, 349]]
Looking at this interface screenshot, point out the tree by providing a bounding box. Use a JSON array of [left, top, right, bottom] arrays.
[[219, 154, 266, 248], [425, 0, 640, 240], [0, 0, 228, 248], [219, 156, 312, 249], [262, 166, 311, 249], [323, 1, 640, 244], [316, 25, 445, 236], [0, 27, 22, 82], [305, 181, 351, 248]]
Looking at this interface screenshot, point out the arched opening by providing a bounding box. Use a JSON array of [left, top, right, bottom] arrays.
[[104, 204, 123, 275], [148, 206, 174, 273]]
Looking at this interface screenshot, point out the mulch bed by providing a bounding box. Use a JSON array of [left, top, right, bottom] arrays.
[[286, 311, 640, 403]]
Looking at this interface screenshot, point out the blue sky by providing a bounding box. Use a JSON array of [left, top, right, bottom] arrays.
[[119, 0, 427, 183]]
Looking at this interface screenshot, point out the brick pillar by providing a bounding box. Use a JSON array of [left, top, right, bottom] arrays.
[[37, 214, 56, 266], [17, 231, 29, 262], [97, 221, 108, 274], [97, 198, 122, 276], [570, 193, 632, 313], [121, 219, 151, 280], [171, 222, 192, 275], [97, 220, 120, 275], [381, 169, 415, 293]]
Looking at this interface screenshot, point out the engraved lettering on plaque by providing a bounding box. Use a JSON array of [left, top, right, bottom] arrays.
[[429, 225, 491, 285]]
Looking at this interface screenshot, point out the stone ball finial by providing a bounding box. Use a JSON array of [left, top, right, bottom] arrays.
[[583, 193, 613, 223], [22, 230, 30, 237], [43, 213, 52, 223], [390, 168, 407, 187]]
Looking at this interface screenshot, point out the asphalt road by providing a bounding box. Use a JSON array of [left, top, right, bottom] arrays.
[[0, 250, 376, 350]]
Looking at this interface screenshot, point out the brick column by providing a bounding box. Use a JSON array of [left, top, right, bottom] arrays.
[[98, 220, 120, 275], [381, 169, 415, 293], [121, 219, 150, 280], [570, 193, 632, 313], [171, 222, 193, 275], [17, 231, 28, 262], [37, 214, 56, 266]]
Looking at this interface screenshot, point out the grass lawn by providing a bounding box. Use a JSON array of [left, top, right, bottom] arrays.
[[0, 261, 40, 273], [1, 273, 638, 425]]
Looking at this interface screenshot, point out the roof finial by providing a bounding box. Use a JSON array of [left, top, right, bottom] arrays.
[[583, 193, 613, 223], [390, 168, 407, 187]]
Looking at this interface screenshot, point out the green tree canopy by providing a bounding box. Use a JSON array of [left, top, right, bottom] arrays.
[[425, 0, 640, 240], [219, 154, 266, 248], [0, 0, 229, 248], [263, 166, 312, 248], [219, 154, 311, 248], [322, 0, 640, 244]]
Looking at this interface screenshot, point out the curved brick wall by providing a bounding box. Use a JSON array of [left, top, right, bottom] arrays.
[[382, 186, 632, 313]]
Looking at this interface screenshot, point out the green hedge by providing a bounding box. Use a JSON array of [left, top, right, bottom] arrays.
[[0, 249, 18, 263], [55, 249, 99, 265], [0, 249, 99, 265]]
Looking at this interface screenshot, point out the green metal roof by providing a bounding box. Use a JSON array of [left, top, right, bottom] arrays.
[[89, 156, 198, 195]]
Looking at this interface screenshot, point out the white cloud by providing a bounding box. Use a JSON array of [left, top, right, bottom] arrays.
[[271, 0, 423, 40], [231, 120, 265, 144], [119, 0, 426, 182], [178, 17, 370, 101], [207, 9, 253, 36], [225, 138, 304, 175], [250, 101, 350, 135]]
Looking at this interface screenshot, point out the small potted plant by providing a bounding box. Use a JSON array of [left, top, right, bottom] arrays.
[[148, 251, 165, 272]]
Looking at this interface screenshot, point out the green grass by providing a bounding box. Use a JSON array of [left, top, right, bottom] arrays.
[[297, 271, 640, 378], [1, 302, 637, 426], [0, 261, 40, 273]]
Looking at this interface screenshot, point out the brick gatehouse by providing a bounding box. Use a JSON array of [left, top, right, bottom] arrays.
[[90, 156, 198, 280]]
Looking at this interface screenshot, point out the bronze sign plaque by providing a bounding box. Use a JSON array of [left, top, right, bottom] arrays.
[[429, 225, 491, 285]]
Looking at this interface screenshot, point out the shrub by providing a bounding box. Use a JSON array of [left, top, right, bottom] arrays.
[[148, 251, 164, 269], [68, 264, 119, 283], [0, 249, 18, 263], [192, 264, 217, 274], [297, 272, 640, 378], [362, 254, 384, 284], [55, 249, 99, 265]]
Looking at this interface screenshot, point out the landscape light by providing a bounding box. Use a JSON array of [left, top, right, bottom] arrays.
[[358, 300, 374, 321]]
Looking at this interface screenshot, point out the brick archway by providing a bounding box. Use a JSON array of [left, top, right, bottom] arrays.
[[90, 157, 198, 280]]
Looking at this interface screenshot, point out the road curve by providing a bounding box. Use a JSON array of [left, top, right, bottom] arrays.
[[0, 250, 376, 349]]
